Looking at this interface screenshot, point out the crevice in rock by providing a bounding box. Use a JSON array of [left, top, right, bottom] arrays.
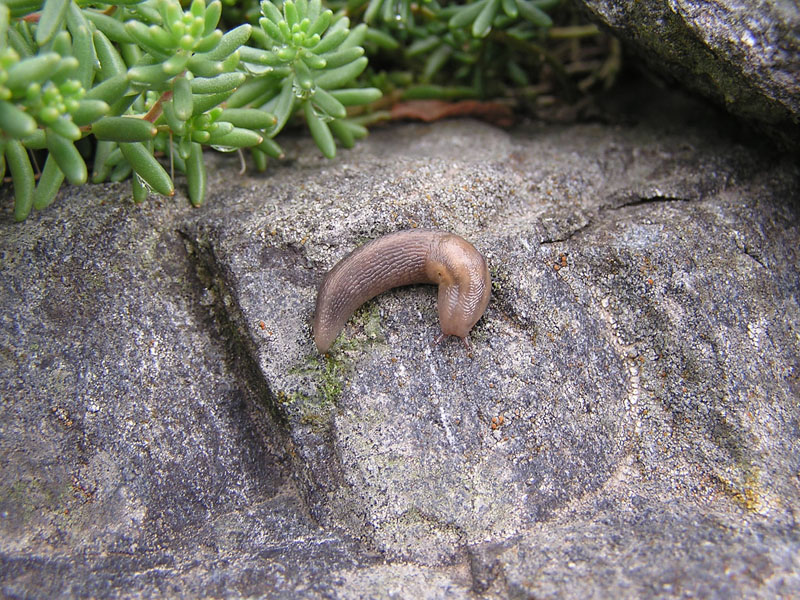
[[175, 225, 317, 518], [178, 227, 286, 429], [176, 226, 368, 539], [538, 219, 594, 244], [537, 194, 692, 244], [607, 195, 691, 210], [734, 241, 767, 269], [742, 248, 767, 269]]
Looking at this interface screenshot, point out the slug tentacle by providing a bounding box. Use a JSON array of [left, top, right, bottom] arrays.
[[312, 229, 491, 353]]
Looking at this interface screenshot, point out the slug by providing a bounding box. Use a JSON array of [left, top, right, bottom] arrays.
[[313, 229, 491, 353]]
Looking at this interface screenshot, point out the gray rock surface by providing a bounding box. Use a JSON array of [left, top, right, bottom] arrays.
[[2, 84, 799, 597], [0, 185, 376, 598], [577, 0, 800, 152]]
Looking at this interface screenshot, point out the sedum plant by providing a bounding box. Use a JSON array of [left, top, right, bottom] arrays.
[[2, 0, 612, 220], [234, 0, 380, 160], [1, 0, 379, 219], [342, 0, 569, 100]]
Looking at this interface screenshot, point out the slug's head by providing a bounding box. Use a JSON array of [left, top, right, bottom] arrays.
[[427, 234, 491, 341]]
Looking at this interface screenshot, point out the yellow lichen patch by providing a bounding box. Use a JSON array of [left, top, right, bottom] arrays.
[[714, 469, 764, 513]]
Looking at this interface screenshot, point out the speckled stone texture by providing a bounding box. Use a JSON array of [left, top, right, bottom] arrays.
[[2, 85, 799, 597], [577, 0, 800, 152]]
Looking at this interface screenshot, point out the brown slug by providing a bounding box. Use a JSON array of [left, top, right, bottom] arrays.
[[313, 229, 491, 353]]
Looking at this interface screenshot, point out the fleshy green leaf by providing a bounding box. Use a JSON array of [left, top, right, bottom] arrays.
[[257, 136, 284, 159], [5, 53, 60, 90], [163, 52, 190, 75], [271, 76, 295, 134], [32, 154, 65, 210], [329, 87, 382, 105], [502, 0, 519, 18], [71, 99, 110, 126], [307, 9, 332, 37], [65, 0, 98, 88], [194, 30, 223, 53], [0, 100, 37, 138], [284, 0, 299, 28], [313, 56, 367, 88], [422, 44, 452, 82], [320, 46, 363, 69], [406, 36, 440, 57], [251, 147, 268, 171], [293, 56, 314, 90], [5, 139, 35, 221], [128, 63, 173, 86], [328, 118, 354, 148], [259, 16, 283, 43], [364, 27, 399, 50], [48, 55, 79, 84], [311, 87, 346, 119], [473, 0, 500, 38], [208, 126, 262, 147], [517, 0, 553, 27], [449, 0, 487, 29], [48, 116, 82, 141], [311, 28, 347, 54], [190, 72, 245, 94], [172, 76, 193, 120], [131, 171, 148, 203], [21, 129, 47, 150], [91, 140, 117, 183], [119, 142, 174, 196], [187, 55, 224, 77], [203, 1, 222, 35], [36, 0, 70, 46], [84, 10, 134, 44], [341, 23, 367, 49], [303, 99, 335, 158], [192, 90, 235, 115], [92, 117, 158, 142], [46, 128, 87, 185], [186, 141, 206, 206], [364, 0, 383, 24], [84, 73, 130, 104], [94, 32, 127, 80], [110, 160, 132, 182], [261, 1, 284, 25], [124, 21, 173, 59], [4, 0, 42, 20], [218, 108, 277, 129], [161, 100, 186, 135], [201, 23, 251, 60]]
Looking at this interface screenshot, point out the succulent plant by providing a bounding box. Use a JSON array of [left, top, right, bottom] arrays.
[[1, 0, 611, 220], [235, 0, 381, 158], [0, 0, 381, 218]]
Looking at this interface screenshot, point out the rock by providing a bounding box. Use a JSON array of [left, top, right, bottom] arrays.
[[2, 83, 799, 597], [499, 465, 800, 598], [0, 185, 378, 597], [577, 0, 800, 152]]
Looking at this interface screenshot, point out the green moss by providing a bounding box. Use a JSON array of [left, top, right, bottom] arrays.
[[489, 264, 506, 294], [284, 350, 350, 429], [358, 302, 384, 344], [0, 477, 71, 525], [314, 352, 344, 408]]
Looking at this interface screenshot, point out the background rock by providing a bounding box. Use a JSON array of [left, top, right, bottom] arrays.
[[2, 82, 799, 597], [577, 0, 800, 152]]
